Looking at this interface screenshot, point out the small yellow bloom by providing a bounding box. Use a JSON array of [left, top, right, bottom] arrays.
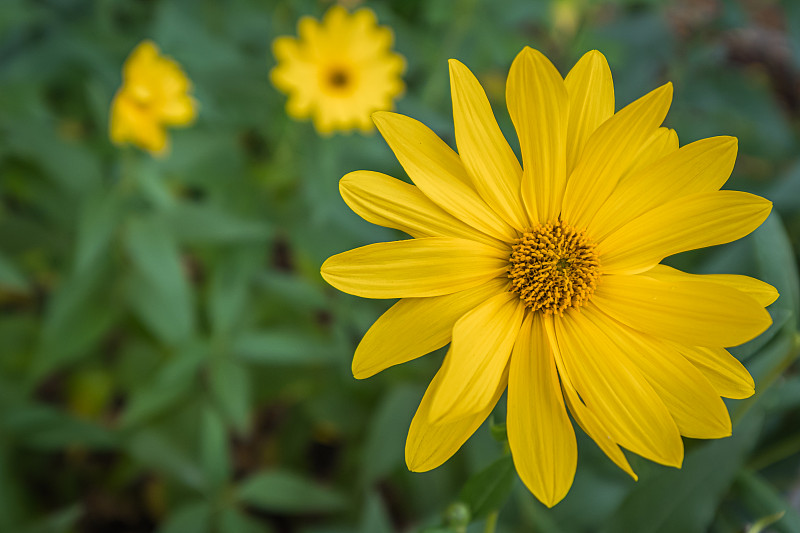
[[270, 6, 405, 135], [109, 40, 197, 156], [321, 48, 776, 507]]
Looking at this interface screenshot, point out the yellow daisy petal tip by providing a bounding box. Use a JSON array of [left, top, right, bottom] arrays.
[[656, 81, 674, 101], [584, 49, 607, 60], [404, 450, 431, 473], [351, 365, 373, 380], [271, 6, 405, 135], [573, 49, 611, 75], [764, 285, 780, 307], [371, 110, 393, 125]]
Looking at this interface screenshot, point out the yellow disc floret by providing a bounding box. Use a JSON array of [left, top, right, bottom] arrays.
[[509, 220, 600, 315]]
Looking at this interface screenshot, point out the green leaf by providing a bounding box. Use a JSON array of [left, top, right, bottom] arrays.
[[157, 501, 211, 533], [18, 504, 82, 533], [361, 385, 421, 486], [0, 404, 115, 450], [165, 202, 271, 244], [207, 249, 261, 337], [0, 250, 28, 291], [218, 508, 274, 533], [128, 430, 205, 491], [745, 330, 797, 395], [125, 215, 195, 345], [359, 492, 394, 533], [602, 411, 763, 533], [764, 375, 800, 412], [257, 271, 328, 311], [34, 263, 120, 380], [73, 189, 122, 274], [134, 157, 176, 210], [8, 118, 101, 194], [753, 213, 800, 331], [200, 405, 231, 492], [0, 442, 26, 529], [458, 455, 515, 521], [735, 470, 800, 533], [208, 357, 251, 435], [119, 343, 207, 429], [233, 330, 337, 365], [236, 469, 346, 514]]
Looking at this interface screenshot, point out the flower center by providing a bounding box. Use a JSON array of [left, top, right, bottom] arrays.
[[508, 220, 600, 315], [326, 67, 351, 90]]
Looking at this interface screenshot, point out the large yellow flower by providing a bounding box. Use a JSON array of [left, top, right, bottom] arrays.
[[109, 40, 197, 156], [321, 48, 778, 507], [270, 6, 405, 135]]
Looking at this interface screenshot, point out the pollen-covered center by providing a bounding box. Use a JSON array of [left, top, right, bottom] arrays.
[[508, 220, 600, 315]]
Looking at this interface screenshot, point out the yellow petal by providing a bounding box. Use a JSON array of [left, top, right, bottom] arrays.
[[599, 191, 772, 274], [553, 309, 684, 467], [585, 307, 731, 439], [592, 274, 773, 347], [321, 238, 507, 299], [160, 94, 197, 125], [544, 317, 636, 478], [591, 136, 737, 240], [406, 362, 507, 472], [339, 171, 502, 248], [643, 264, 779, 307], [123, 40, 160, 81], [676, 345, 755, 399], [623, 127, 679, 179], [352, 278, 508, 379], [507, 47, 568, 224], [561, 83, 673, 230], [508, 313, 576, 507], [428, 292, 524, 423], [372, 112, 517, 241], [449, 59, 526, 229], [564, 50, 614, 176]]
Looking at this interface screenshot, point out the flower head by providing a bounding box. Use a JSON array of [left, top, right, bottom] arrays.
[[109, 40, 197, 156], [270, 6, 405, 135], [321, 48, 777, 506]]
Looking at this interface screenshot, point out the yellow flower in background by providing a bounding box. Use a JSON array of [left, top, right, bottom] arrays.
[[321, 48, 777, 507], [270, 6, 405, 135], [109, 40, 197, 156]]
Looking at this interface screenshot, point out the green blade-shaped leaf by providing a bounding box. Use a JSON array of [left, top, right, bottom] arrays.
[[236, 470, 346, 514], [458, 455, 515, 521], [602, 411, 763, 533], [125, 215, 195, 345]]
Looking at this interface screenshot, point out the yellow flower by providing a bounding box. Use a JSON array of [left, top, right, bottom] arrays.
[[109, 40, 197, 156], [321, 48, 777, 507], [270, 6, 405, 135]]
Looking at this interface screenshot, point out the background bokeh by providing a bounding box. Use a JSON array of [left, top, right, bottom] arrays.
[[1, 0, 800, 532]]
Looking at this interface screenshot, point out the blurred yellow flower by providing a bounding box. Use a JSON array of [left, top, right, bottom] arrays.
[[270, 6, 405, 135], [109, 40, 197, 156], [322, 48, 776, 506]]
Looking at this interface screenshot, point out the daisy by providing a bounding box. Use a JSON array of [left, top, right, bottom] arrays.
[[321, 48, 776, 506], [270, 6, 405, 135], [109, 40, 197, 156]]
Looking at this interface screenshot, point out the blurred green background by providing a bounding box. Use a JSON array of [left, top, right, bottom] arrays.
[[1, 0, 800, 532]]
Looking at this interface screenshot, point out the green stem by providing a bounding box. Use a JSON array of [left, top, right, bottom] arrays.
[[484, 510, 499, 533]]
